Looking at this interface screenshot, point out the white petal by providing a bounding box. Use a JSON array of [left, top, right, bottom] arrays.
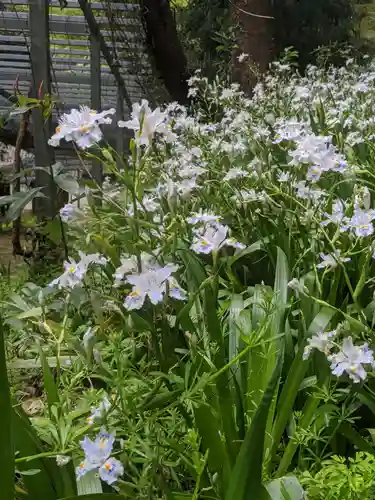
[[148, 287, 165, 305], [124, 291, 146, 310]]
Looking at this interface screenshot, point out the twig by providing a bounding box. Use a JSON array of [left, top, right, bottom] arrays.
[[12, 111, 30, 257], [229, 0, 274, 20]]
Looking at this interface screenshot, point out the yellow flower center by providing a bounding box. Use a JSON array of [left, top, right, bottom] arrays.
[[56, 126, 61, 133], [67, 266, 75, 274], [79, 462, 85, 469], [130, 291, 139, 297], [99, 438, 107, 448], [104, 462, 112, 471], [80, 125, 90, 133]]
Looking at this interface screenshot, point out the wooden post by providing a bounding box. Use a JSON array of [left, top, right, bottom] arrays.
[[29, 0, 55, 219], [90, 34, 103, 186]]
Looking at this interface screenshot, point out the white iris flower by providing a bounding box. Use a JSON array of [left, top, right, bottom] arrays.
[[191, 223, 245, 254], [317, 250, 351, 270], [118, 99, 176, 146], [124, 264, 186, 310], [49, 106, 115, 149], [303, 330, 336, 360], [329, 337, 374, 383], [76, 429, 123, 485], [49, 252, 107, 289]]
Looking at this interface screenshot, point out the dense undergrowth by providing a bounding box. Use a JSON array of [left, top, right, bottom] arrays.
[[4, 55, 375, 499]]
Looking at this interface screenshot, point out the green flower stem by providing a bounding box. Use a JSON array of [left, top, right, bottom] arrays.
[[15, 449, 75, 464]]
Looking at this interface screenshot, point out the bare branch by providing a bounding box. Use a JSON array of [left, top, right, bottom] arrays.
[[229, 0, 274, 20]]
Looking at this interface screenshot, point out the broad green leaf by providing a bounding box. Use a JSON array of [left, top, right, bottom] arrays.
[[228, 294, 248, 395], [251, 284, 267, 330], [339, 422, 375, 456], [194, 403, 231, 496], [203, 281, 238, 465], [54, 172, 80, 195], [357, 388, 375, 416], [300, 272, 318, 327], [13, 407, 60, 499], [228, 239, 266, 266], [17, 307, 43, 319], [276, 392, 321, 477], [368, 428, 375, 445], [266, 476, 305, 500], [6, 187, 44, 221], [0, 194, 18, 206], [9, 356, 74, 369], [10, 105, 32, 116], [178, 245, 206, 291], [299, 376, 317, 391], [225, 353, 283, 500], [45, 220, 63, 245], [14, 405, 76, 499], [265, 248, 289, 451], [0, 318, 14, 500], [273, 248, 289, 324], [269, 307, 335, 469], [39, 347, 60, 417], [228, 294, 244, 365], [141, 389, 183, 410], [59, 496, 119, 500], [51, 162, 64, 177], [76, 469, 102, 495]]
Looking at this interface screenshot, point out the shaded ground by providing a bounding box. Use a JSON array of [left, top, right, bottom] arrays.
[[0, 232, 21, 266]]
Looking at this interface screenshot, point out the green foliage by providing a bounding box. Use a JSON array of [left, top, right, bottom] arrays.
[[177, 0, 234, 77], [0, 319, 14, 500], [274, 0, 362, 68], [178, 0, 365, 76], [300, 452, 375, 499], [7, 54, 375, 500]]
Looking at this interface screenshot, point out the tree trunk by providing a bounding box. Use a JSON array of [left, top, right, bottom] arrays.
[[141, 0, 190, 104], [231, 0, 274, 93]]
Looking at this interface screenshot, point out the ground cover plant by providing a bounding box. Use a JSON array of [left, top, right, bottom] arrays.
[[4, 54, 375, 499]]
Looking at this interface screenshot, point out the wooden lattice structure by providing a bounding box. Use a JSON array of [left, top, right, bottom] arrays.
[[0, 0, 149, 110], [0, 0, 151, 216]]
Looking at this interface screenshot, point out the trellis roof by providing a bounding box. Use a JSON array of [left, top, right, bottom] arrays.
[[0, 0, 149, 114]]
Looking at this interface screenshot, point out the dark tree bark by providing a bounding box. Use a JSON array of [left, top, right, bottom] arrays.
[[141, 0, 190, 104], [231, 0, 274, 93]]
